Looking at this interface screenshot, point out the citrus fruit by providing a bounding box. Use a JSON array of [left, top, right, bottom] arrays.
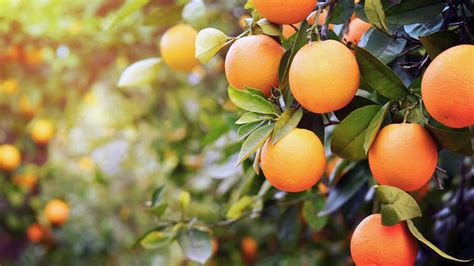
[[160, 24, 200, 72], [0, 144, 21, 171], [241, 236, 258, 263], [289, 40, 360, 113], [343, 18, 372, 45], [31, 118, 54, 145], [225, 35, 284, 96], [261, 128, 326, 192], [27, 223, 44, 243], [19, 94, 42, 118], [44, 199, 69, 225], [421, 45, 474, 128], [368, 123, 438, 191], [13, 172, 38, 189], [253, 0, 317, 24], [351, 214, 418, 265]]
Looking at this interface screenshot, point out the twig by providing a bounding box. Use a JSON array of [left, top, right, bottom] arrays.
[[320, 0, 337, 40]]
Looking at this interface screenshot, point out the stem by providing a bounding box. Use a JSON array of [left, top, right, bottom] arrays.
[[320, 0, 336, 40], [402, 101, 420, 123]]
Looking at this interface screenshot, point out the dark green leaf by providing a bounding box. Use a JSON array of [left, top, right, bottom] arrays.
[[419, 30, 460, 59], [334, 96, 377, 121], [319, 163, 370, 216], [298, 112, 325, 143], [365, 0, 389, 32], [426, 123, 473, 156], [277, 206, 301, 249], [177, 228, 212, 264], [328, 0, 355, 24], [404, 15, 443, 40], [363, 101, 390, 152], [236, 112, 274, 125], [407, 220, 474, 263], [228, 86, 277, 115], [358, 28, 407, 64], [385, 0, 445, 25], [146, 203, 168, 217], [235, 123, 274, 166], [238, 121, 265, 141], [272, 107, 303, 144], [355, 47, 408, 99], [151, 185, 165, 206], [375, 185, 422, 226], [303, 196, 328, 231], [331, 105, 381, 160]]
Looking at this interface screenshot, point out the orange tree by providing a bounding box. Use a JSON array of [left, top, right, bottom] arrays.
[[117, 0, 474, 265]]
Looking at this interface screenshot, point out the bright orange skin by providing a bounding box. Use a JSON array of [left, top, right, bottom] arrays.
[[27, 223, 44, 243], [253, 0, 317, 24], [31, 119, 54, 145], [289, 40, 360, 113], [421, 45, 474, 128], [261, 128, 326, 192], [241, 236, 258, 263], [13, 172, 38, 189], [160, 24, 199, 72], [0, 144, 21, 171], [368, 124, 438, 192], [225, 35, 285, 96], [351, 214, 418, 266], [44, 199, 69, 225], [343, 18, 372, 45]]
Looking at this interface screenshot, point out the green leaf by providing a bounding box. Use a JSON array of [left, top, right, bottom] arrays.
[[426, 123, 473, 156], [182, 0, 207, 29], [228, 85, 276, 115], [106, 0, 149, 29], [256, 18, 281, 36], [334, 96, 377, 121], [385, 0, 445, 25], [364, 0, 388, 32], [358, 28, 407, 64], [277, 206, 301, 249], [245, 87, 267, 98], [195, 28, 228, 64], [140, 231, 175, 249], [179, 191, 191, 212], [117, 58, 161, 88], [328, 0, 355, 24], [407, 220, 474, 263], [146, 203, 168, 217], [319, 163, 370, 216], [375, 185, 422, 226], [236, 112, 274, 125], [226, 195, 255, 220], [235, 123, 274, 167], [363, 101, 390, 153], [253, 147, 262, 175], [419, 30, 460, 59], [355, 47, 408, 99], [238, 121, 264, 141], [303, 196, 328, 231], [272, 107, 303, 144], [331, 105, 381, 160], [278, 21, 310, 96], [151, 185, 165, 206], [177, 228, 212, 264]]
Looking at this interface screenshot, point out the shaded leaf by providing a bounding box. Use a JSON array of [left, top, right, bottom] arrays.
[[228, 86, 276, 115], [303, 196, 328, 231], [256, 18, 281, 36], [328, 0, 355, 24], [277, 206, 301, 249], [151, 185, 165, 206], [419, 30, 460, 59], [195, 28, 228, 64], [358, 28, 407, 64], [404, 15, 443, 40], [375, 185, 422, 226], [272, 107, 303, 144], [385, 0, 445, 25], [331, 105, 381, 160], [334, 96, 377, 121], [426, 123, 473, 156], [235, 123, 274, 166], [298, 112, 325, 143], [177, 228, 212, 264]]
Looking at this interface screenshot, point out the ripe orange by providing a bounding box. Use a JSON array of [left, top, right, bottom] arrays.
[[160, 24, 200, 72], [0, 144, 21, 171], [343, 18, 372, 45], [27, 223, 44, 243], [368, 123, 438, 191], [225, 35, 285, 96], [30, 118, 54, 145], [19, 94, 42, 118], [289, 40, 360, 113], [421, 45, 474, 128], [261, 128, 326, 192], [351, 214, 418, 265], [44, 199, 69, 225], [282, 11, 333, 39], [241, 236, 258, 263], [13, 172, 38, 189], [253, 0, 317, 24]]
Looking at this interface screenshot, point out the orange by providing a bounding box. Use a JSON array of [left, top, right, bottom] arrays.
[[368, 123, 438, 191], [27, 223, 44, 243], [343, 18, 372, 45], [241, 236, 258, 263], [261, 128, 326, 192], [421, 45, 474, 128], [253, 0, 317, 25], [24, 47, 43, 66], [44, 199, 69, 225], [19, 94, 42, 118], [225, 35, 285, 96], [13, 172, 38, 189], [282, 24, 297, 39], [160, 24, 200, 72], [351, 214, 418, 265], [30, 118, 54, 145], [0, 144, 21, 171], [289, 40, 360, 113]]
